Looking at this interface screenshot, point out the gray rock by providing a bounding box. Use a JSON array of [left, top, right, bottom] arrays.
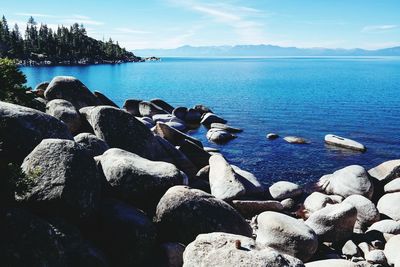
[[368, 220, 400, 235], [46, 99, 82, 134], [183, 232, 305, 267], [165, 120, 186, 131], [100, 148, 186, 210], [342, 240, 360, 257], [193, 104, 213, 115], [255, 211, 318, 261], [343, 195, 380, 230], [139, 101, 168, 117], [384, 234, 400, 265], [44, 76, 99, 109], [200, 112, 227, 126], [19, 139, 100, 220], [203, 147, 220, 152], [155, 122, 202, 147], [98, 198, 157, 267], [74, 133, 109, 158], [231, 165, 266, 196], [150, 98, 174, 113], [365, 250, 386, 265], [324, 134, 366, 152], [368, 159, 400, 182], [209, 155, 246, 201], [281, 198, 296, 210], [172, 107, 188, 121], [0, 101, 73, 163], [305, 259, 359, 267], [179, 140, 211, 170], [283, 136, 309, 144], [210, 123, 242, 133], [206, 128, 236, 143], [137, 116, 155, 128], [377, 192, 400, 220], [160, 242, 185, 267], [185, 108, 201, 122], [232, 200, 283, 218], [304, 192, 334, 214], [267, 133, 279, 140], [269, 181, 303, 200], [305, 203, 357, 242], [318, 165, 374, 199], [154, 186, 252, 244], [94, 91, 118, 108], [152, 113, 176, 123], [123, 99, 141, 116], [0, 208, 67, 267], [384, 178, 400, 193], [34, 81, 49, 91]]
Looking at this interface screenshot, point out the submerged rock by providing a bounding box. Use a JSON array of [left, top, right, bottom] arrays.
[[283, 136, 309, 144], [210, 123, 242, 133], [255, 211, 318, 261], [377, 192, 400, 220], [154, 186, 252, 244], [267, 133, 279, 140], [318, 165, 374, 199], [324, 134, 366, 152], [183, 232, 305, 267], [19, 139, 100, 220], [0, 101, 73, 163], [46, 99, 82, 134], [44, 76, 99, 109]]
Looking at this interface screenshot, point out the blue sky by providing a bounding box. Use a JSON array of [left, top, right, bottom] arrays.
[[2, 0, 400, 50]]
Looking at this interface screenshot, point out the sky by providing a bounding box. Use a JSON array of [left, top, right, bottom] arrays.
[[1, 0, 400, 50]]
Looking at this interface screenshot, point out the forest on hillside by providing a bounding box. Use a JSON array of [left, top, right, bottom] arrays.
[[0, 16, 143, 65]]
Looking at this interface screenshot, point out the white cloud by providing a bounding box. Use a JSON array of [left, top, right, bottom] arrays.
[[15, 12, 56, 18], [362, 25, 398, 33], [115, 27, 152, 34], [60, 18, 104, 26]]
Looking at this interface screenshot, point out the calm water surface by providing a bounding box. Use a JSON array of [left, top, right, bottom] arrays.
[[21, 57, 400, 186]]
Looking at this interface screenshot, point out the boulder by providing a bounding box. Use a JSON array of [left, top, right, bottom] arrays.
[[34, 81, 49, 91], [100, 148, 186, 210], [137, 116, 155, 128], [159, 242, 185, 267], [210, 123, 242, 133], [150, 98, 174, 113], [342, 195, 379, 230], [154, 186, 252, 244], [185, 108, 201, 122], [139, 101, 168, 117], [365, 250, 386, 265], [193, 104, 213, 115], [377, 192, 400, 220], [48, 218, 108, 267], [172, 107, 188, 120], [341, 240, 360, 257], [318, 165, 374, 199], [179, 140, 211, 170], [0, 208, 66, 267], [206, 128, 236, 143], [97, 199, 157, 267], [74, 133, 109, 158], [154, 122, 203, 147], [183, 232, 305, 267], [368, 219, 400, 235], [283, 136, 309, 144], [152, 114, 176, 123], [303, 192, 334, 214], [384, 234, 400, 265], [267, 133, 279, 140], [368, 159, 400, 181], [232, 200, 283, 218], [44, 76, 99, 109], [305, 203, 357, 242], [200, 112, 227, 126], [384, 178, 400, 193], [94, 91, 119, 108], [19, 139, 100, 220], [269, 181, 303, 200], [208, 155, 246, 201], [324, 134, 366, 152], [256, 211, 318, 262], [231, 165, 266, 196], [305, 259, 358, 267], [0, 101, 73, 164], [166, 120, 186, 131], [46, 99, 82, 134], [281, 198, 296, 210], [123, 99, 141, 116]]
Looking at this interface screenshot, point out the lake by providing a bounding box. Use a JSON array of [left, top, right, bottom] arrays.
[[21, 57, 400, 186]]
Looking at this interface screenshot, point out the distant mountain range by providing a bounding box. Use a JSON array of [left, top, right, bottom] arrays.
[[135, 45, 400, 57]]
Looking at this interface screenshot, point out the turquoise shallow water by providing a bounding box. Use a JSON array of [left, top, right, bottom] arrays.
[[21, 57, 400, 186]]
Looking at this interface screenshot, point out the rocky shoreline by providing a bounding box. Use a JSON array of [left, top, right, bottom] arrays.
[[1, 76, 400, 266]]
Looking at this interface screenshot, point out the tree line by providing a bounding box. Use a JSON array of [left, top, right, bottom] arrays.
[[0, 15, 142, 64]]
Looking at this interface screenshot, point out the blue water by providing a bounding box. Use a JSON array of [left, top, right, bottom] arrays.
[[21, 57, 400, 186]]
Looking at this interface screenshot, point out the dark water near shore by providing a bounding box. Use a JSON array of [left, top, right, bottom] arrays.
[[21, 57, 400, 186]]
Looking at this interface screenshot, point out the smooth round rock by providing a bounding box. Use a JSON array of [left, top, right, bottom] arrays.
[[269, 181, 303, 200], [368, 159, 400, 181], [210, 123, 242, 133], [324, 134, 366, 152], [232, 200, 283, 218], [283, 136, 309, 144], [206, 128, 236, 143], [365, 250, 387, 264], [256, 211, 318, 261], [368, 220, 400, 235], [304, 192, 334, 213], [200, 112, 227, 126], [343, 194, 380, 229], [266, 133, 279, 140], [384, 178, 400, 193], [74, 133, 109, 158], [384, 234, 400, 265], [305, 259, 358, 267], [377, 192, 400, 220], [46, 99, 82, 134]]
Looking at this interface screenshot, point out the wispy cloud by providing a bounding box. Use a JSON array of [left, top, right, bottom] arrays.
[[362, 25, 398, 33], [115, 27, 152, 34], [15, 12, 104, 26], [15, 12, 56, 18], [60, 18, 104, 26]]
